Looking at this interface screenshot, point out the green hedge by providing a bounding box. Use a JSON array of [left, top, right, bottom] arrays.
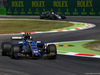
[[0, 8, 6, 15]]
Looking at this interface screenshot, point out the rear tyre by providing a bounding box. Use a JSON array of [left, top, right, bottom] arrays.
[[46, 44, 57, 59], [11, 45, 20, 59], [1, 42, 11, 56]]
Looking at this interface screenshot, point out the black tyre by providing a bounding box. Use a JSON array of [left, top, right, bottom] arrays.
[[61, 14, 66, 19], [48, 15, 52, 19], [46, 44, 57, 59], [11, 45, 20, 59], [40, 14, 44, 19], [1, 42, 11, 56], [49, 15, 55, 20], [51, 16, 55, 20]]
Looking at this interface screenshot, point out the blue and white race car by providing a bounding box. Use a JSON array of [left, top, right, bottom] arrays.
[[1, 33, 57, 59]]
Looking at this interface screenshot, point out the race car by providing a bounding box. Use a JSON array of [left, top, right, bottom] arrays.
[[1, 33, 57, 59], [40, 11, 66, 19]]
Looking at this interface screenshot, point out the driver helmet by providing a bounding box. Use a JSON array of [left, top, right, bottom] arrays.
[[52, 12, 54, 14], [24, 34, 30, 40]]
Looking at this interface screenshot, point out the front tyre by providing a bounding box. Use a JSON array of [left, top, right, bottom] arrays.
[[11, 45, 20, 59], [40, 14, 44, 19], [61, 14, 66, 19], [46, 44, 57, 59]]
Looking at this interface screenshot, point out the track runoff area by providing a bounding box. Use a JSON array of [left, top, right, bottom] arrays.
[[0, 19, 97, 58], [51, 40, 100, 58]]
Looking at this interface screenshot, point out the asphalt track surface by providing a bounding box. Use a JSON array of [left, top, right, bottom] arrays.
[[0, 16, 100, 75]]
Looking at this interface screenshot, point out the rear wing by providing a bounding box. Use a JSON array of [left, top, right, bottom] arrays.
[[11, 37, 33, 40], [12, 32, 33, 40], [11, 37, 24, 40]]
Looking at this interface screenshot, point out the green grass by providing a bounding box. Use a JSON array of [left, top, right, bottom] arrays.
[[56, 41, 100, 55], [52, 22, 85, 31], [0, 8, 6, 15], [0, 19, 73, 34]]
